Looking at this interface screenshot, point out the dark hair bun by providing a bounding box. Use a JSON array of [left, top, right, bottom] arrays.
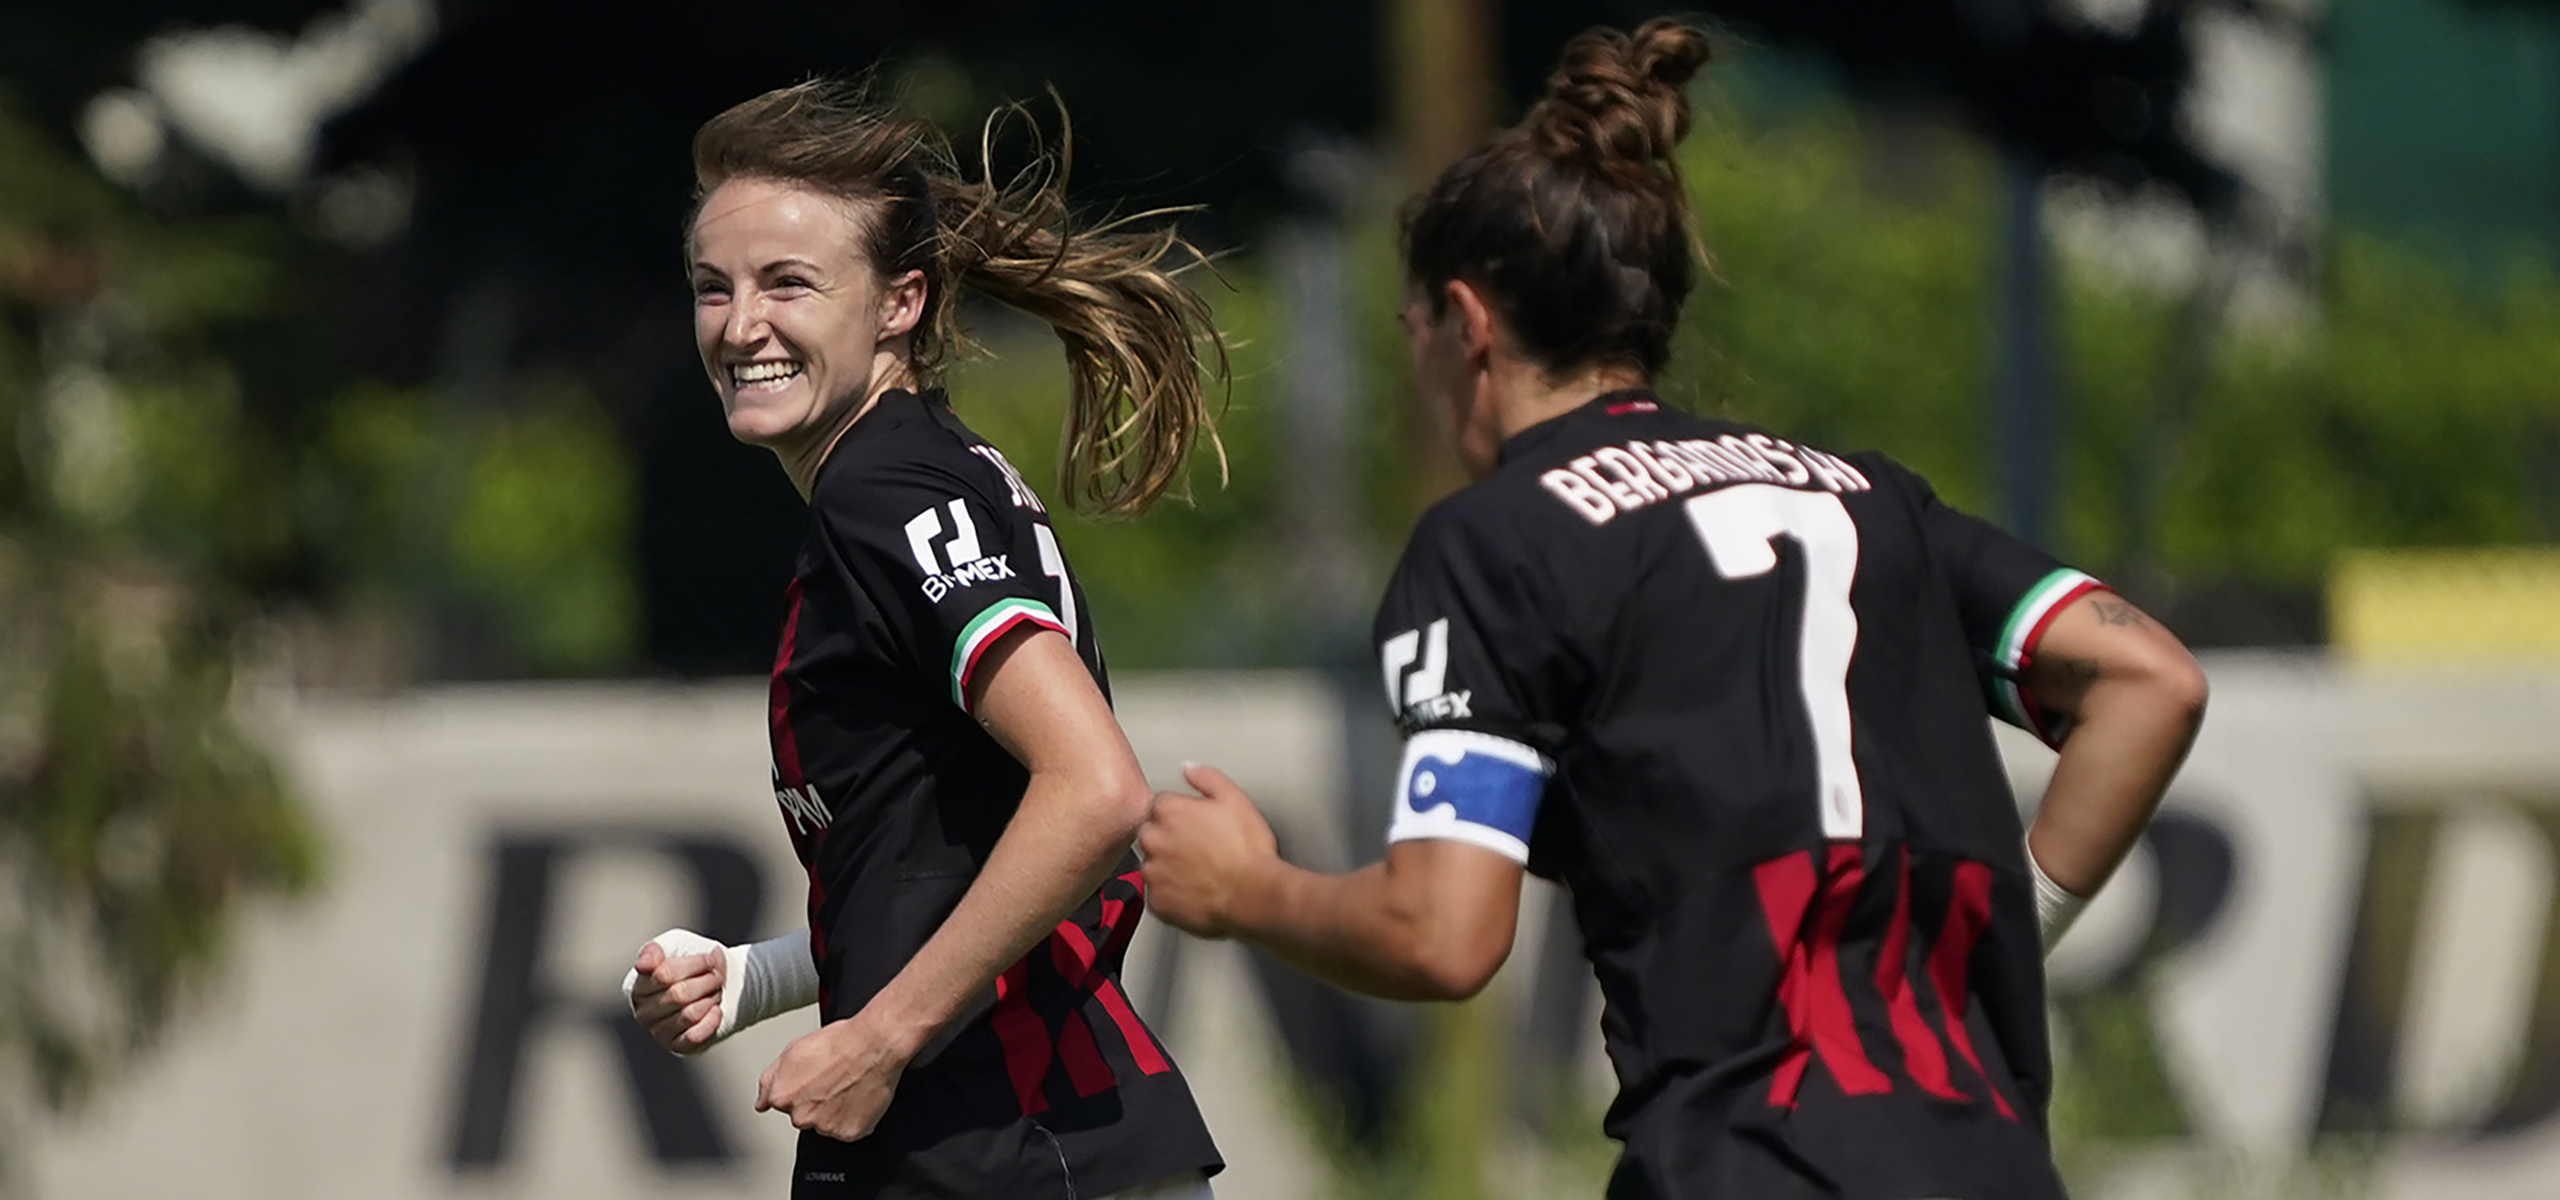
[[1529, 17, 1712, 182], [1398, 18, 1712, 380]]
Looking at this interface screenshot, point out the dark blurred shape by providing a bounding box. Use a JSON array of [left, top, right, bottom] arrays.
[[0, 2, 335, 142], [1993, 152, 2059, 552], [1388, 0, 1498, 186], [1529, 0, 2244, 213], [2330, 0, 2560, 274]]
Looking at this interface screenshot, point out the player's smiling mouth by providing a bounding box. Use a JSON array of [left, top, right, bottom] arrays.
[[731, 359, 803, 391]]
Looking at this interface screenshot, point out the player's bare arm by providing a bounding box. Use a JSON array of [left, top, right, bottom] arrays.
[[1141, 764, 1525, 1001], [756, 624, 1151, 1140], [2019, 591, 2209, 907]]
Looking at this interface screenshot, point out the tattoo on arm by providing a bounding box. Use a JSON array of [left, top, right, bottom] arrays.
[[2092, 596, 2149, 628], [2030, 654, 2101, 740], [2047, 657, 2102, 689]]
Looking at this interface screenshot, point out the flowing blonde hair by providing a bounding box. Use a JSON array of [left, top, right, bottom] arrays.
[[691, 78, 1228, 515]]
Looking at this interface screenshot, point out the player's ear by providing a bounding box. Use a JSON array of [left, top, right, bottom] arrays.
[[1444, 278, 1498, 370], [877, 268, 927, 340]]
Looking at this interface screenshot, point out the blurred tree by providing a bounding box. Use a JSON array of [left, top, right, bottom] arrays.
[[0, 92, 321, 1190], [0, 61, 646, 1184], [1679, 102, 2560, 642]]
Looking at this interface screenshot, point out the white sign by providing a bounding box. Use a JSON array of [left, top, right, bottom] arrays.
[[26, 658, 2560, 1200]]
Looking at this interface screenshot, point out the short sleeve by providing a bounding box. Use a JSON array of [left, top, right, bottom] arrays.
[[1886, 461, 2109, 742], [1371, 506, 1570, 746], [1371, 506, 1568, 864], [812, 458, 1071, 713]]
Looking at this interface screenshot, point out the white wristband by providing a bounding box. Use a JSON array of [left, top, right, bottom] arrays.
[[733, 927, 821, 1028], [2025, 839, 2087, 955], [620, 927, 820, 1050]]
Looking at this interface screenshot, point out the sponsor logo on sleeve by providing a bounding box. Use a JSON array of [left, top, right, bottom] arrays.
[[903, 499, 1019, 601], [1381, 617, 1473, 727]]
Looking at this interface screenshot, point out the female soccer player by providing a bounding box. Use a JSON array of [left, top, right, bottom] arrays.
[[1137, 19, 2207, 1200], [620, 80, 1222, 1200]]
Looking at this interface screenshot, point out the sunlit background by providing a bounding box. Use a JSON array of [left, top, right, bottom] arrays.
[[4, 1, 2557, 1198]]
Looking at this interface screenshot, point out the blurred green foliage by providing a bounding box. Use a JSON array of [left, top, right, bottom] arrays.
[[0, 92, 321, 1188], [307, 377, 637, 675], [1669, 105, 2559, 592], [0, 85, 636, 1188]]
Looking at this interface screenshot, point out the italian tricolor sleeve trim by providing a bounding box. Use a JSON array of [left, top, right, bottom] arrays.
[[1988, 568, 2107, 743], [950, 597, 1069, 712]]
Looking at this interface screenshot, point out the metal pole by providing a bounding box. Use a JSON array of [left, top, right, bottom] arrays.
[[1994, 150, 2055, 550]]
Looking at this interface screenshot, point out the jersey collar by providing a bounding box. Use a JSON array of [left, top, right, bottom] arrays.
[[1496, 387, 1661, 467], [808, 386, 948, 488]]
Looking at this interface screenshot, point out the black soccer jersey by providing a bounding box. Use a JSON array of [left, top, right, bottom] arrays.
[[765, 388, 1218, 1199], [1373, 390, 2101, 1200]]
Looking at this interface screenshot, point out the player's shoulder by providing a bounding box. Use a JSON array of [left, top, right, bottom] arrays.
[[809, 390, 1021, 525], [1407, 477, 1533, 561]]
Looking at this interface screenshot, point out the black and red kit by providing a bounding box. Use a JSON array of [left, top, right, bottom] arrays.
[[764, 388, 1219, 1199], [1373, 391, 2103, 1200]]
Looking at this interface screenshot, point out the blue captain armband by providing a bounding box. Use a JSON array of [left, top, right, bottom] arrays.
[[1386, 729, 1555, 865]]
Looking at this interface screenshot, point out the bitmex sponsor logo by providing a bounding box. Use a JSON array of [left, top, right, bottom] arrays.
[[905, 498, 1019, 601], [1541, 433, 1872, 525], [1382, 618, 1473, 728], [921, 556, 1017, 602]]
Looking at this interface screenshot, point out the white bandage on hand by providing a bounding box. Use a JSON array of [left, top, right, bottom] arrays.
[[619, 927, 820, 1050], [2025, 838, 2088, 955]]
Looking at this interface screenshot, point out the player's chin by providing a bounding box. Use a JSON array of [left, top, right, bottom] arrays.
[[722, 399, 800, 449]]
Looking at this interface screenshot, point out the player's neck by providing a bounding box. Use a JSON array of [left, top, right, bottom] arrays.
[[1488, 358, 1649, 442], [777, 357, 919, 501]]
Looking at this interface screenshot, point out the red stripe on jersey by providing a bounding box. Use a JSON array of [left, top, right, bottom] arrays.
[[1755, 845, 1891, 1108], [769, 578, 830, 1010], [1877, 847, 1968, 1103], [768, 577, 810, 786], [989, 958, 1053, 1115], [1096, 874, 1173, 1074], [1929, 861, 2018, 1120], [2014, 581, 2107, 743], [954, 609, 1069, 715], [1099, 869, 1147, 962], [1052, 1009, 1118, 1098], [1806, 845, 1892, 1097], [1050, 919, 1172, 1076], [1754, 850, 1817, 1106], [1094, 979, 1172, 1076]]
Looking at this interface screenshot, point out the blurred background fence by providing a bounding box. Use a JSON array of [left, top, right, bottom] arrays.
[[3, 0, 2556, 1196]]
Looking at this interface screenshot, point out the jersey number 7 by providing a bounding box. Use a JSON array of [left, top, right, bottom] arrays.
[[1684, 486, 1864, 839], [1031, 523, 1082, 648]]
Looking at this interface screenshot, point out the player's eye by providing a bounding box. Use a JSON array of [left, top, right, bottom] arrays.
[[692, 277, 730, 301]]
